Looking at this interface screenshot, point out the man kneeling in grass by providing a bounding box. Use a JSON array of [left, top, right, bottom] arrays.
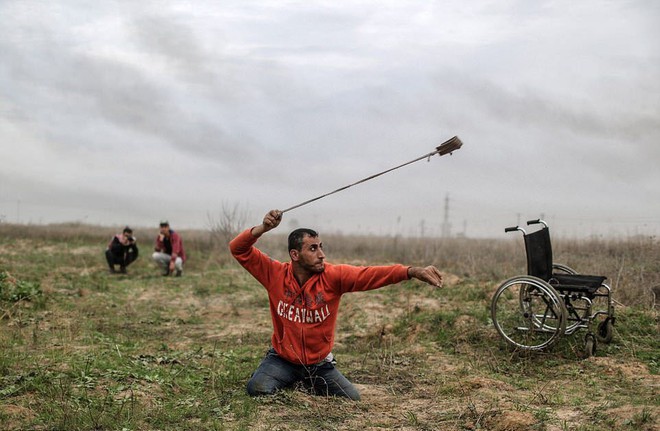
[[230, 209, 443, 400]]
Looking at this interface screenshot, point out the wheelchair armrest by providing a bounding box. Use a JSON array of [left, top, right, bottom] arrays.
[[553, 263, 577, 275]]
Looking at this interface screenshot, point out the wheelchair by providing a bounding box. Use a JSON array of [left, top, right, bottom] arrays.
[[491, 219, 615, 357]]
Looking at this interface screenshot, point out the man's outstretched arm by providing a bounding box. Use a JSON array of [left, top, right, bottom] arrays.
[[408, 266, 443, 288]]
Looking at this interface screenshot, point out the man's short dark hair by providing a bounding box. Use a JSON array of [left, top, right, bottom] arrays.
[[123, 226, 133, 234], [288, 228, 318, 252]]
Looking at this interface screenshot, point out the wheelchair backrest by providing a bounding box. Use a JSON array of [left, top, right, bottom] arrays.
[[523, 227, 553, 281]]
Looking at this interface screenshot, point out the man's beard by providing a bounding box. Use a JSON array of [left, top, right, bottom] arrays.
[[303, 261, 325, 273]]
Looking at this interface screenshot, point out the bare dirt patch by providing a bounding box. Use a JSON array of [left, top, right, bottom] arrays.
[[588, 356, 656, 381], [0, 402, 37, 428], [484, 410, 537, 431]]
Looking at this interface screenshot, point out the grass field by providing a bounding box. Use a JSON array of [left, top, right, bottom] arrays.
[[0, 223, 658, 430]]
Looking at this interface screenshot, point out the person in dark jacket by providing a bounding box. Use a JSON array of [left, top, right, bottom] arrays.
[[105, 226, 139, 274]]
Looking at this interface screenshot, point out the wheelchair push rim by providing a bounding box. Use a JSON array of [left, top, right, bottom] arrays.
[[491, 276, 568, 351]]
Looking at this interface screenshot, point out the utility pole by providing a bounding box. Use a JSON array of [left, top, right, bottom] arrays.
[[441, 193, 451, 238]]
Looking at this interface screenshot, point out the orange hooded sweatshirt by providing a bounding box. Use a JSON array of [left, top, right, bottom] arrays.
[[230, 228, 411, 365]]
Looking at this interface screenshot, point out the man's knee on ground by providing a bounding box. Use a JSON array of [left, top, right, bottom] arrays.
[[246, 376, 278, 397], [343, 388, 361, 401], [313, 383, 361, 401]]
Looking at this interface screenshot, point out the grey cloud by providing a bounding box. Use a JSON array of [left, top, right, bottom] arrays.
[[426, 69, 659, 142], [131, 14, 209, 74], [1, 21, 258, 167]]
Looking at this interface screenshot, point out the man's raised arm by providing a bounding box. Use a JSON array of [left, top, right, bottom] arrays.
[[250, 209, 283, 238]]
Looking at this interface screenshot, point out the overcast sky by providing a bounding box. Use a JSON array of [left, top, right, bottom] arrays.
[[1, 0, 658, 238]]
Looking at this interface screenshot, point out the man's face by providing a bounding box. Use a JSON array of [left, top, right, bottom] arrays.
[[294, 234, 325, 273], [122, 232, 132, 241], [159, 226, 170, 237]]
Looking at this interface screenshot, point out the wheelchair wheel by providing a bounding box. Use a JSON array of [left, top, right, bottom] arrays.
[[596, 318, 614, 343], [491, 276, 567, 351]]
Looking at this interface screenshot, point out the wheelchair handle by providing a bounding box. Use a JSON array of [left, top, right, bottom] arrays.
[[527, 219, 549, 228], [505, 226, 526, 234]]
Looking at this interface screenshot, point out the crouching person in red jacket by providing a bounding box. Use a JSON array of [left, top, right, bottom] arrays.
[[230, 209, 444, 400], [152, 220, 186, 277]]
